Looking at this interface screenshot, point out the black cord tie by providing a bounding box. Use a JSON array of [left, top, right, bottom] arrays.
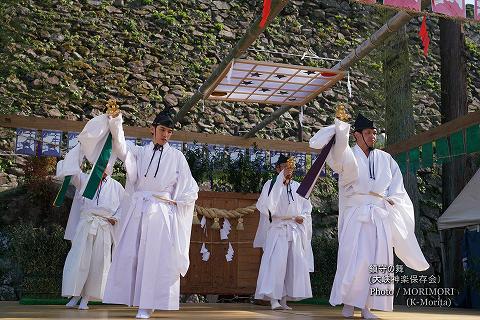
[[95, 177, 107, 205], [144, 143, 163, 177], [153, 145, 164, 178], [286, 182, 295, 204], [368, 150, 376, 180]]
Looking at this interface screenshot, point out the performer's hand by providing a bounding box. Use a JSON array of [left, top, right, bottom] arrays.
[[107, 217, 117, 225], [111, 110, 121, 118], [284, 167, 294, 178], [294, 216, 304, 224]]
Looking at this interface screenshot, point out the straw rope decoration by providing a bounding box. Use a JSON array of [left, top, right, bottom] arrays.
[[193, 204, 257, 230]]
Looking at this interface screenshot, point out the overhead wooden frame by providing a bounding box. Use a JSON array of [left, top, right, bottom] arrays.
[[204, 59, 345, 107]]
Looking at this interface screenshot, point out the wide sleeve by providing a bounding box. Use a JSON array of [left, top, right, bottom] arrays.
[[109, 114, 142, 190], [263, 171, 287, 217], [386, 156, 430, 271], [108, 114, 142, 162], [255, 180, 271, 217], [310, 119, 359, 188], [253, 181, 271, 249], [56, 144, 87, 240], [301, 197, 313, 241], [55, 144, 86, 189], [297, 187, 314, 271], [108, 114, 128, 162], [171, 153, 199, 277]]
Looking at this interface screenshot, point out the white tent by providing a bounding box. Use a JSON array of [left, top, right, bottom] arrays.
[[438, 167, 480, 230]]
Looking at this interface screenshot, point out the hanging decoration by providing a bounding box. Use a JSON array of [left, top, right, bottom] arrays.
[[220, 218, 232, 240], [225, 242, 235, 262], [15, 128, 36, 155], [394, 124, 480, 174], [205, 59, 345, 107], [236, 217, 244, 230], [211, 217, 221, 229], [384, 0, 421, 11], [431, 0, 466, 19], [419, 16, 430, 57], [347, 72, 352, 98], [67, 132, 79, 151], [200, 243, 210, 262], [41, 130, 62, 157], [260, 0, 271, 28]]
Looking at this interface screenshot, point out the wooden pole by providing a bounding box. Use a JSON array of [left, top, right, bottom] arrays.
[[0, 114, 315, 153]]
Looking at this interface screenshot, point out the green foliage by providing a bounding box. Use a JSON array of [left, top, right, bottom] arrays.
[[334, 36, 349, 48], [0, 156, 70, 228], [213, 22, 224, 32], [310, 233, 338, 298], [152, 9, 179, 26], [465, 38, 480, 58], [184, 143, 271, 193], [312, 175, 338, 199], [142, 0, 153, 5], [184, 143, 209, 183], [0, 157, 13, 172], [225, 149, 271, 193], [5, 223, 69, 298]]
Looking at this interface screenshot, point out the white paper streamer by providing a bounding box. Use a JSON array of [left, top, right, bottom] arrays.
[[347, 71, 352, 98], [225, 242, 234, 262], [200, 242, 210, 262], [220, 218, 231, 240]]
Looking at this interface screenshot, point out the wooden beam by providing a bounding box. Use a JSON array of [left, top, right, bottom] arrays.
[[0, 114, 315, 153], [174, 0, 290, 123], [384, 111, 480, 155]]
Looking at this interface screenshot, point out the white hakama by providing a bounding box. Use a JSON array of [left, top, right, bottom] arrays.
[[103, 115, 198, 310], [254, 173, 314, 302], [309, 119, 430, 312], [57, 142, 124, 301]]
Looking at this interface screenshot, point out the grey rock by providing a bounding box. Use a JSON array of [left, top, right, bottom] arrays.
[[213, 1, 230, 10], [164, 94, 178, 107]]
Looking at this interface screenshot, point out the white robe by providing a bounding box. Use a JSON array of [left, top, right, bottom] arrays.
[[57, 145, 124, 301], [254, 171, 314, 301], [103, 115, 199, 310], [64, 190, 83, 241], [310, 119, 430, 311]]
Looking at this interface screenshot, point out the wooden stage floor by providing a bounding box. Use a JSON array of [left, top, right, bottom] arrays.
[[0, 302, 479, 319]]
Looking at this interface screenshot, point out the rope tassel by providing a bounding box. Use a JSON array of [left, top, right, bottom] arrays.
[[211, 217, 221, 229], [236, 217, 244, 231]]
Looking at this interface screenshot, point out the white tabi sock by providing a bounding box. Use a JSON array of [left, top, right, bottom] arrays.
[[361, 308, 379, 319], [136, 308, 153, 319], [342, 304, 354, 318], [66, 296, 80, 308], [270, 299, 282, 310], [78, 296, 89, 310], [279, 296, 292, 310]]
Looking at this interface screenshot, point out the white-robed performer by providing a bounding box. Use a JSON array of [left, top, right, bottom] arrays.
[[254, 154, 314, 310], [103, 108, 199, 319], [309, 113, 430, 319], [56, 116, 125, 310]]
